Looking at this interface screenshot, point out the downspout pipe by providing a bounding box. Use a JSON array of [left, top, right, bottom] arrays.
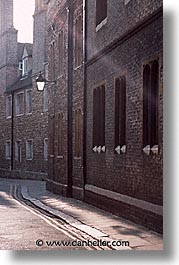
[[82, 0, 87, 199], [67, 1, 73, 197], [10, 91, 14, 177]]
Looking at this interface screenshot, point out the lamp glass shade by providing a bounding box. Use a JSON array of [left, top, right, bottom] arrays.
[[37, 81, 45, 91]]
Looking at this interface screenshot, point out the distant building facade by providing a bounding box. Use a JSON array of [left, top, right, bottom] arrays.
[[0, 0, 48, 179]]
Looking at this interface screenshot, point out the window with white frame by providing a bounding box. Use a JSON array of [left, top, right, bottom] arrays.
[[5, 141, 11, 160], [19, 61, 23, 71], [124, 0, 131, 5], [6, 95, 12, 118], [26, 140, 33, 160], [44, 138, 48, 160], [26, 89, 32, 114], [22, 57, 28, 76], [15, 141, 22, 162], [16, 92, 24, 115], [96, 0, 107, 30]]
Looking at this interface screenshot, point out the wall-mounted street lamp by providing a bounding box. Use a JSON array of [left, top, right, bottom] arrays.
[[36, 71, 56, 91]]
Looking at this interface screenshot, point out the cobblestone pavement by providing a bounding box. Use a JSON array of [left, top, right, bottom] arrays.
[[0, 178, 163, 250]]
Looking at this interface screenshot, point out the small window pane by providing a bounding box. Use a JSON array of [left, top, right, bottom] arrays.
[[96, 0, 107, 26]]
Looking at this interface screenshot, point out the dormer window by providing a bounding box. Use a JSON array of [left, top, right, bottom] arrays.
[[19, 61, 23, 71], [22, 57, 28, 76]]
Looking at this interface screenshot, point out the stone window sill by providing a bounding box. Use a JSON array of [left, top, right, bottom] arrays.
[[96, 17, 107, 32]]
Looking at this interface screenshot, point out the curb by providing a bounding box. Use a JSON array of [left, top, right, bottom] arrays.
[[20, 186, 133, 250], [21, 186, 110, 239]]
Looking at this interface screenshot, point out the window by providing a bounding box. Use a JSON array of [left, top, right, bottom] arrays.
[[58, 30, 64, 75], [16, 92, 24, 115], [6, 95, 12, 118], [93, 85, 105, 153], [74, 109, 82, 157], [96, 0, 107, 28], [26, 90, 32, 114], [15, 141, 22, 162], [22, 58, 28, 76], [143, 60, 159, 154], [74, 15, 83, 68], [114, 76, 126, 154], [58, 113, 63, 156], [49, 114, 55, 156], [5, 141, 11, 160], [26, 140, 33, 160], [43, 86, 48, 111], [19, 61, 23, 71], [44, 138, 48, 160], [50, 42, 55, 80], [124, 0, 131, 5]]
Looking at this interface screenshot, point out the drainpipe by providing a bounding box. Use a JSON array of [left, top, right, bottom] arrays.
[[66, 2, 73, 197], [10, 91, 14, 177], [82, 0, 87, 200]]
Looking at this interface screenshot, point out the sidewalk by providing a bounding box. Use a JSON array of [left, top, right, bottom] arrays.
[[1, 178, 163, 250]]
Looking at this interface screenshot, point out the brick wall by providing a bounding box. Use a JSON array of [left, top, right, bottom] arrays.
[[86, 15, 163, 205], [0, 28, 18, 94], [45, 0, 163, 232], [47, 2, 69, 192], [84, 1, 163, 232], [47, 0, 84, 199], [86, 0, 163, 60], [0, 0, 13, 34], [0, 0, 48, 180]]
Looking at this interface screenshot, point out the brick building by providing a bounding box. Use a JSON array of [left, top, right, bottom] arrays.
[[84, 0, 163, 233], [46, 0, 163, 233], [0, 0, 163, 232], [46, 0, 84, 199], [0, 0, 48, 180]]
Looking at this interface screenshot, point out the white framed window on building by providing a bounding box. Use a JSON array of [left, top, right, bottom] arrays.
[[6, 95, 12, 118], [15, 141, 22, 162], [26, 89, 32, 114], [19, 61, 23, 71], [96, 0, 108, 31], [26, 140, 33, 160], [16, 92, 24, 116], [44, 138, 48, 161], [124, 0, 131, 5], [5, 141, 11, 160], [22, 57, 28, 76]]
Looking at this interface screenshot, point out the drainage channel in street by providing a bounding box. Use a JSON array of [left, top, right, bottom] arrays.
[[10, 184, 114, 251]]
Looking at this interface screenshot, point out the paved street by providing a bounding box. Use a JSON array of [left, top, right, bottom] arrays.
[[0, 181, 90, 250], [0, 179, 163, 250]]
